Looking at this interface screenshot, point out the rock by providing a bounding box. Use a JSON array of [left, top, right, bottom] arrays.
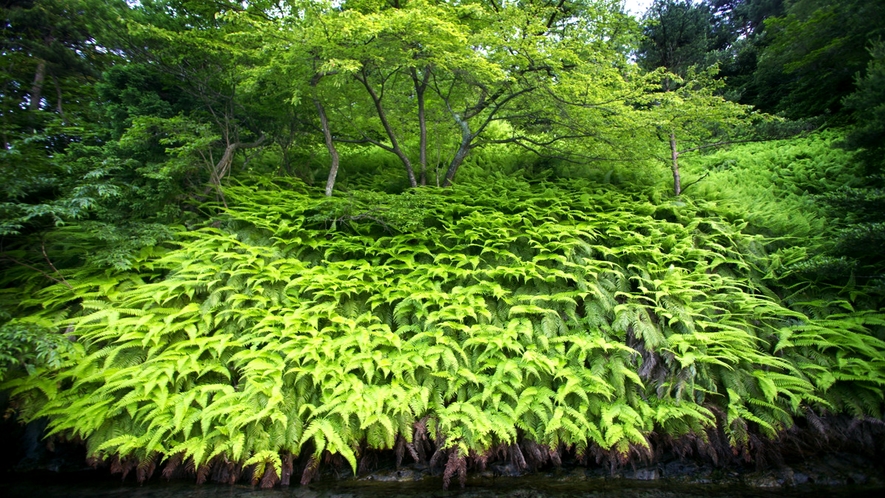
[[490, 462, 524, 477], [743, 466, 813, 488], [659, 460, 716, 484], [627, 467, 660, 481], [743, 472, 781, 488], [290, 489, 321, 498], [361, 467, 428, 482]]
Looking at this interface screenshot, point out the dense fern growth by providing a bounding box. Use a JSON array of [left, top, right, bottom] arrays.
[[681, 132, 859, 241], [680, 131, 885, 306], [3, 176, 884, 488]]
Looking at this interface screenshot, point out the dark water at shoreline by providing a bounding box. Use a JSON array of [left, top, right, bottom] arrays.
[[2, 472, 884, 498]]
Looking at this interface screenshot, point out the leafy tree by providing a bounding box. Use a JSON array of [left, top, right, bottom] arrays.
[[0, 0, 128, 282], [842, 41, 885, 177], [637, 0, 731, 83], [816, 41, 885, 287], [637, 0, 789, 104], [637, 67, 756, 195], [707, 0, 784, 37], [703, 0, 784, 103], [0, 0, 122, 229], [272, 0, 641, 189], [100, 0, 273, 206], [751, 0, 885, 118], [0, 0, 117, 120]]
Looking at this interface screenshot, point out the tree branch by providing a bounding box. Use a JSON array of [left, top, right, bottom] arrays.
[[680, 172, 709, 194], [678, 137, 777, 155], [2, 243, 72, 290]]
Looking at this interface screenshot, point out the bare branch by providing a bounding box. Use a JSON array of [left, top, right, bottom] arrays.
[[677, 137, 775, 155], [2, 255, 71, 289], [680, 172, 710, 194], [353, 69, 417, 186], [41, 239, 72, 290], [3, 241, 73, 290]]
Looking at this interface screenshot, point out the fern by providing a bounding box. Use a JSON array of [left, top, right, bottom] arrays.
[[3, 175, 884, 486]]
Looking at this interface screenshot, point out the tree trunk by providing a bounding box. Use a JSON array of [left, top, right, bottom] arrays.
[[211, 134, 267, 186], [279, 143, 292, 176], [53, 75, 64, 122], [417, 94, 427, 186], [442, 114, 473, 187], [670, 131, 681, 196], [315, 98, 340, 197], [411, 67, 430, 186], [355, 72, 418, 188], [29, 60, 46, 111]]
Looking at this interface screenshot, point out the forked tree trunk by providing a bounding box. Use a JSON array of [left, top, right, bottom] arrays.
[[442, 114, 473, 187], [355, 71, 418, 188], [210, 134, 267, 187]]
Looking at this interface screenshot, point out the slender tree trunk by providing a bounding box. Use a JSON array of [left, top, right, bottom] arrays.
[[279, 143, 291, 176], [211, 134, 267, 186], [355, 72, 418, 188], [434, 129, 443, 187], [443, 114, 473, 187], [315, 98, 340, 197], [311, 73, 342, 195], [30, 60, 46, 111], [411, 67, 430, 186], [211, 140, 235, 186], [417, 94, 427, 186], [670, 130, 681, 196], [53, 75, 64, 123]]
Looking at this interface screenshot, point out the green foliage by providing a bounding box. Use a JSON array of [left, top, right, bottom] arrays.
[[638, 0, 731, 77], [681, 130, 884, 292], [0, 0, 124, 232], [751, 0, 885, 118], [815, 179, 885, 289], [0, 319, 79, 382], [842, 41, 885, 177], [4, 177, 883, 483], [1, 0, 884, 488], [680, 132, 859, 241]]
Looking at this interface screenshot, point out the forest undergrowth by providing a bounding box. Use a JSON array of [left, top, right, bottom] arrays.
[[2, 162, 884, 488], [682, 132, 855, 241]]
